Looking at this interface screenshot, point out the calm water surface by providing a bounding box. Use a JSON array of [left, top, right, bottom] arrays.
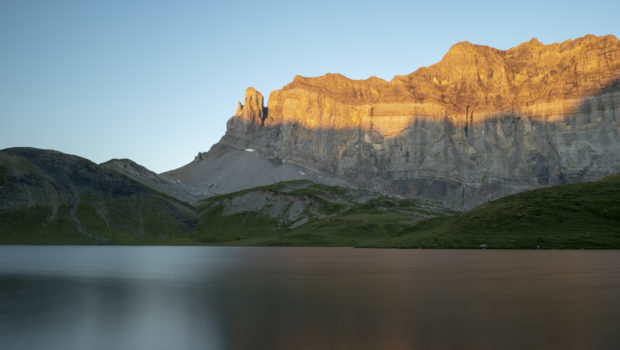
[[1, 246, 619, 350]]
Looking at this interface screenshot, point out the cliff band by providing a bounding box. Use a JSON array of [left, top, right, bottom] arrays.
[[167, 34, 620, 209]]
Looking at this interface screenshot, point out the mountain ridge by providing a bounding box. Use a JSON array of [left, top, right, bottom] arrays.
[[166, 34, 620, 209], [3, 34, 619, 246], [265, 34, 618, 127]]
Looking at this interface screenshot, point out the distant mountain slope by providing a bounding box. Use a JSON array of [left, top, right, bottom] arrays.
[[101, 158, 201, 204], [362, 173, 620, 249], [0, 148, 195, 244]]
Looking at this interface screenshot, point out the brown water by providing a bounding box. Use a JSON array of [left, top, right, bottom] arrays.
[[1, 246, 619, 350]]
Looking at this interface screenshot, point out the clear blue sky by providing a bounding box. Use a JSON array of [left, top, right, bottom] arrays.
[[1, 0, 618, 172]]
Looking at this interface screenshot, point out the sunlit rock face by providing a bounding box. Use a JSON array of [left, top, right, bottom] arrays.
[[209, 35, 620, 208], [227, 87, 266, 136]]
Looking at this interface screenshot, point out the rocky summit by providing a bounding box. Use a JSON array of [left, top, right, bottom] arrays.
[[167, 34, 620, 209]]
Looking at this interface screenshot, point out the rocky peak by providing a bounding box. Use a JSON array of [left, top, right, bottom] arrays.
[[513, 37, 543, 50], [444, 40, 484, 55], [195, 152, 207, 161], [440, 41, 503, 63], [236, 87, 265, 126], [525, 37, 542, 46]]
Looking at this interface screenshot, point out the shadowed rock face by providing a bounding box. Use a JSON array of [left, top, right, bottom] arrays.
[[175, 35, 620, 209]]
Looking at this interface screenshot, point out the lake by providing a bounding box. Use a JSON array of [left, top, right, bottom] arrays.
[[1, 246, 619, 350]]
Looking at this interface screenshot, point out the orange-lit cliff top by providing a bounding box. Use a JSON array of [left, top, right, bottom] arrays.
[[273, 34, 619, 113], [233, 35, 619, 133]]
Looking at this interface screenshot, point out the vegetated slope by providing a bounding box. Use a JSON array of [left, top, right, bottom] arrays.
[[0, 148, 196, 244], [194, 180, 454, 246], [0, 148, 453, 246], [362, 173, 620, 249], [3, 148, 618, 248]]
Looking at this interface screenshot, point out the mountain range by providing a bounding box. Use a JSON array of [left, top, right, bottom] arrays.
[[166, 34, 620, 209], [1, 34, 619, 246]]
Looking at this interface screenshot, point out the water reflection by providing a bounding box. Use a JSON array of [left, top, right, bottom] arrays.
[[1, 246, 620, 349]]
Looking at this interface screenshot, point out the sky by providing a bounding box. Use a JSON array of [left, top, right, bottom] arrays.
[[1, 0, 618, 173]]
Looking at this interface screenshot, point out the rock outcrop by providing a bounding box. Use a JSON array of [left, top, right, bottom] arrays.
[[174, 34, 620, 209], [231, 87, 267, 134]]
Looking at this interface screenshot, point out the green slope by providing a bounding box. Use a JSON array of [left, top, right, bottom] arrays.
[[361, 174, 620, 249], [0, 148, 451, 246], [259, 196, 455, 246], [3, 148, 619, 248], [193, 180, 453, 246], [0, 148, 196, 244]]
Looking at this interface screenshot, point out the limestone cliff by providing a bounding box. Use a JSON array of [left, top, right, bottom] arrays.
[[193, 34, 620, 208]]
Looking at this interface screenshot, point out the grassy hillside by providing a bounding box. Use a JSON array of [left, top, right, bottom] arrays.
[[361, 174, 620, 249], [194, 180, 453, 246], [0, 148, 196, 244], [0, 148, 451, 246], [260, 196, 454, 246], [2, 148, 619, 248]]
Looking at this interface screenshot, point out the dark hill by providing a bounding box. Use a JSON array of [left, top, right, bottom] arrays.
[[362, 173, 620, 249], [0, 148, 195, 244]]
